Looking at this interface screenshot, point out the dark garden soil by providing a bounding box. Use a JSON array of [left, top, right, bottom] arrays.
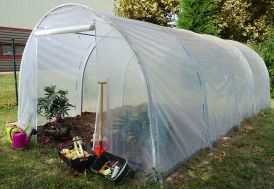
[[37, 112, 96, 148]]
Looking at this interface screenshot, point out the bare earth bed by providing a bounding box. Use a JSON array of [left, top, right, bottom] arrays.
[[37, 112, 96, 148]]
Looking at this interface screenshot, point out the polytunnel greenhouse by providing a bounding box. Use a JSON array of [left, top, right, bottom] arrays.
[[18, 4, 271, 177]]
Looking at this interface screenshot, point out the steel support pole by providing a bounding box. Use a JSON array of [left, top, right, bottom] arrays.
[[11, 38, 18, 105]]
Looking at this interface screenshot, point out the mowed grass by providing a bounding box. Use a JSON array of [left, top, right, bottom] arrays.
[[0, 73, 18, 107], [0, 107, 161, 189], [0, 101, 273, 189]]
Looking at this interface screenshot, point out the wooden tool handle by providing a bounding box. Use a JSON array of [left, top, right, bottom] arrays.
[[98, 81, 107, 142]]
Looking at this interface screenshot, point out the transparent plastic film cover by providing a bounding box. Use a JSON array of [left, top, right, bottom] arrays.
[[110, 17, 210, 175], [18, 4, 271, 178], [89, 25, 153, 171]]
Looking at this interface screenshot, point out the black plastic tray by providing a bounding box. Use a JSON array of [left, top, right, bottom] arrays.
[[91, 151, 131, 184], [57, 139, 96, 170]]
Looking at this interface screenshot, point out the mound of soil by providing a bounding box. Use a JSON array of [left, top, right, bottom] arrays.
[[37, 112, 96, 148]]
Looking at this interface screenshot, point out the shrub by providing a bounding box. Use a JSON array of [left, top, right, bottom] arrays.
[[37, 85, 75, 121], [249, 30, 274, 98]]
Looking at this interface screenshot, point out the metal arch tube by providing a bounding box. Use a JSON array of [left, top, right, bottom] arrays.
[[34, 24, 95, 36]]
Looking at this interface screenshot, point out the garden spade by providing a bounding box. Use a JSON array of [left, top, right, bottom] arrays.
[[94, 80, 107, 156]]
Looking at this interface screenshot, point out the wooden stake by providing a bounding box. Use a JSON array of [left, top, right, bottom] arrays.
[[98, 81, 107, 143]]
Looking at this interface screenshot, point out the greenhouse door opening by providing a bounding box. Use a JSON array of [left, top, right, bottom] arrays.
[[34, 26, 100, 145]]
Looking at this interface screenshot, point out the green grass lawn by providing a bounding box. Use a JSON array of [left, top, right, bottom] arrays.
[[0, 106, 161, 189], [164, 101, 274, 189], [0, 101, 273, 189], [0, 73, 18, 107]]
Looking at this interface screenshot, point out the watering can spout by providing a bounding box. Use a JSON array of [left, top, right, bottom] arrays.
[[26, 129, 37, 144]]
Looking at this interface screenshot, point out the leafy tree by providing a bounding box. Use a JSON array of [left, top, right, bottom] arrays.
[[249, 30, 274, 97], [217, 0, 273, 42], [246, 0, 274, 26], [114, 0, 180, 27], [178, 0, 273, 43], [177, 0, 220, 36]]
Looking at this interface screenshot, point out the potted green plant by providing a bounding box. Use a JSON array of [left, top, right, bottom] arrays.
[[37, 85, 75, 139]]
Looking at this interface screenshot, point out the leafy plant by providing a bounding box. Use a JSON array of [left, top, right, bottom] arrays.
[[249, 29, 274, 97], [177, 0, 273, 43], [113, 109, 150, 141], [177, 0, 220, 36], [217, 0, 272, 43], [112, 104, 172, 153], [37, 85, 75, 121], [114, 0, 180, 27]]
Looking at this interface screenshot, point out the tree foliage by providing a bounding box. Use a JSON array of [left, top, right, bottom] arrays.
[[114, 0, 180, 27], [178, 0, 273, 43], [249, 30, 274, 97], [177, 0, 220, 36], [217, 0, 274, 42]]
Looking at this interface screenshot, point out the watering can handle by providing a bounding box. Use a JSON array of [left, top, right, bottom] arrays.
[[9, 127, 23, 140]]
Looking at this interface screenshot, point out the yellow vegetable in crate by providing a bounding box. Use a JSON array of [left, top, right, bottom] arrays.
[[61, 149, 90, 160], [61, 148, 91, 160], [65, 154, 73, 159], [60, 136, 92, 160]]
